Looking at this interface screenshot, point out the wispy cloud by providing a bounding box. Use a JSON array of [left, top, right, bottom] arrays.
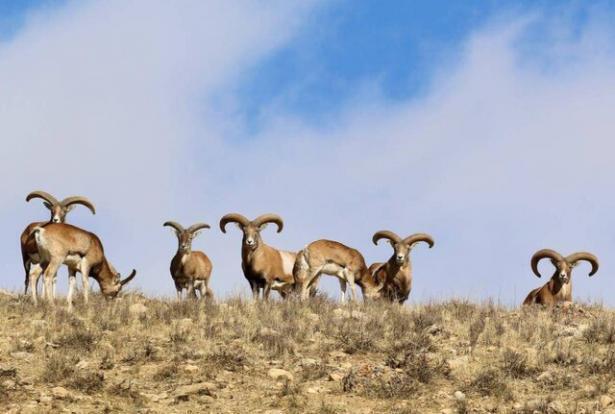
[[2, 3, 614, 305]]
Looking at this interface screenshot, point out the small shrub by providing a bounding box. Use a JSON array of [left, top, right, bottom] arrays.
[[468, 368, 511, 400], [501, 348, 532, 378]]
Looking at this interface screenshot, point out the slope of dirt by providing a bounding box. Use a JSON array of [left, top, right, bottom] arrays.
[[1, 292, 614, 413]]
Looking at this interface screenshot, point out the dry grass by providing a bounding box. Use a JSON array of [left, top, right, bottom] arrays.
[[0, 292, 614, 413]]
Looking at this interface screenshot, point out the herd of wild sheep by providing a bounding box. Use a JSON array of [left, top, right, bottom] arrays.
[[19, 191, 600, 311]]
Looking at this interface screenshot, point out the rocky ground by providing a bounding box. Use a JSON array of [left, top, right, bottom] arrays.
[[0, 290, 614, 413]]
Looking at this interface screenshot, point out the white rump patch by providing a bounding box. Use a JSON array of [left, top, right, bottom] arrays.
[[280, 251, 295, 275]]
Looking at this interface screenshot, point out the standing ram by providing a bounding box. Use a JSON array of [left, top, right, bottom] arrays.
[[369, 230, 434, 304], [219, 213, 296, 300], [164, 221, 213, 300]]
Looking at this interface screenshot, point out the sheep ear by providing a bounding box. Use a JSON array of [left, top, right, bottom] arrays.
[[65, 204, 75, 213], [43, 202, 52, 210], [258, 223, 269, 231]]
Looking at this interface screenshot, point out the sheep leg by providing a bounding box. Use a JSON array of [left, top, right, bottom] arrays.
[[29, 264, 43, 304], [338, 278, 347, 304], [187, 282, 197, 300], [43, 259, 61, 304], [67, 272, 77, 312], [263, 283, 272, 301], [81, 264, 91, 304], [346, 269, 357, 302]]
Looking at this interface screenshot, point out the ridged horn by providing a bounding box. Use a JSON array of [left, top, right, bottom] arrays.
[[187, 223, 211, 234], [219, 213, 250, 233], [163, 221, 185, 233], [26, 191, 59, 207], [566, 252, 599, 276], [60, 196, 96, 215], [372, 230, 401, 245], [403, 233, 435, 248], [252, 214, 284, 233], [120, 269, 137, 286], [531, 249, 564, 278]]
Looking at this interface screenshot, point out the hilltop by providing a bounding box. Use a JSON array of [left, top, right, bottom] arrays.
[[0, 292, 614, 413]]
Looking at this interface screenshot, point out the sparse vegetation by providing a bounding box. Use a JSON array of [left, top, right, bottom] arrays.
[[1, 292, 615, 412]]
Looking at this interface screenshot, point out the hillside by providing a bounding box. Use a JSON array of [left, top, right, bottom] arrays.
[[0, 292, 614, 413]]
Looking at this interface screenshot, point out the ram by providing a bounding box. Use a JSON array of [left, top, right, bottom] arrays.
[[369, 231, 434, 304], [293, 239, 381, 302], [32, 223, 136, 310], [523, 249, 599, 306], [20, 191, 96, 303], [164, 221, 213, 300], [220, 213, 296, 300]]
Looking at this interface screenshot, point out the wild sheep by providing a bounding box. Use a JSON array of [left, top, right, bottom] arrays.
[[20, 191, 96, 303], [164, 221, 213, 300], [293, 239, 380, 302], [32, 223, 136, 310], [369, 231, 434, 304], [523, 248, 599, 306], [219, 213, 296, 300]]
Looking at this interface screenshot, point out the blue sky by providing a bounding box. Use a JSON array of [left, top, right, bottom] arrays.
[[1, 1, 615, 305]]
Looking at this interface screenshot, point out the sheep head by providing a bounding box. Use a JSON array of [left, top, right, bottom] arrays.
[[219, 213, 283, 251], [531, 249, 599, 284], [372, 230, 434, 265], [26, 190, 96, 223], [164, 221, 211, 253]]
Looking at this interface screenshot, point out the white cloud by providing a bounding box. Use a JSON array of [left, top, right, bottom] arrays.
[[2, 4, 614, 305]]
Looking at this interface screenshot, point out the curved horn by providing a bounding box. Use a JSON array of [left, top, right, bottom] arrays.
[[372, 230, 401, 245], [163, 221, 185, 233], [252, 214, 284, 233], [120, 269, 137, 286], [403, 233, 435, 248], [60, 196, 96, 215], [531, 249, 564, 278], [26, 191, 59, 207], [187, 222, 211, 234], [219, 213, 250, 233], [566, 252, 599, 276]]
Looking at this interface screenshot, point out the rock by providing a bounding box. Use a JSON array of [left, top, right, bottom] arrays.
[[601, 396, 614, 409], [76, 360, 90, 370], [536, 371, 553, 383], [181, 364, 199, 374], [547, 401, 565, 413], [453, 391, 466, 401], [174, 382, 216, 399], [2, 379, 16, 390], [268, 368, 293, 383], [10, 352, 31, 360], [328, 371, 344, 382], [300, 358, 319, 367], [38, 394, 53, 403], [51, 386, 70, 399], [129, 303, 148, 316], [441, 409, 454, 414]]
